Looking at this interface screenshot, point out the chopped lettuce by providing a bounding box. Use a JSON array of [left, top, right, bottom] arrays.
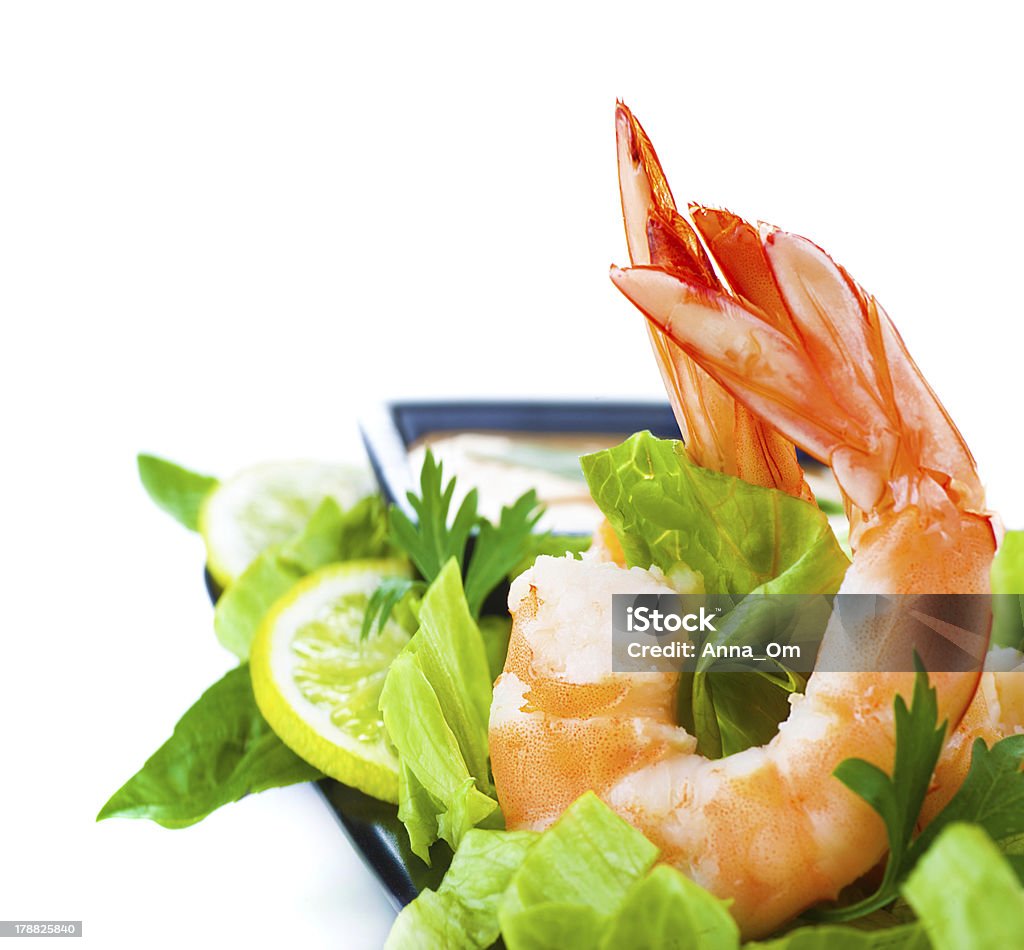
[[499, 793, 659, 936], [384, 761, 1024, 949], [385, 829, 539, 949], [379, 559, 499, 861], [902, 824, 1024, 950], [388, 793, 741, 950], [599, 864, 739, 950], [214, 495, 392, 658], [581, 432, 849, 756], [499, 793, 666, 950], [580, 432, 849, 597], [748, 924, 928, 949], [477, 614, 512, 683]]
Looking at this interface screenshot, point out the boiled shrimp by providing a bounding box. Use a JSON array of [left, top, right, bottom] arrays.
[[489, 107, 999, 937], [616, 102, 1022, 817]]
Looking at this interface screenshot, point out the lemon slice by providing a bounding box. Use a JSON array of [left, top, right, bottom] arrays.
[[199, 460, 373, 588], [250, 559, 413, 803]]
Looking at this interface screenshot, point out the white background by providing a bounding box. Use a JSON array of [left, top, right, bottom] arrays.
[[2, 3, 1022, 948]]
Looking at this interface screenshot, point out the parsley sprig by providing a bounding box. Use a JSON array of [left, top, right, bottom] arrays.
[[361, 450, 544, 637], [812, 663, 1024, 921]]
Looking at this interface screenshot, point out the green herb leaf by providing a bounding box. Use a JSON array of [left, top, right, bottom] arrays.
[[97, 665, 321, 828], [814, 676, 1024, 923], [137, 453, 218, 531], [1005, 834, 1024, 884], [214, 495, 392, 658], [682, 667, 806, 761], [385, 829, 539, 949], [386, 451, 549, 623], [463, 490, 543, 616], [902, 824, 1024, 950], [813, 664, 947, 922], [379, 560, 498, 861], [908, 734, 1024, 864], [679, 595, 827, 758], [390, 451, 478, 584], [361, 576, 424, 640]]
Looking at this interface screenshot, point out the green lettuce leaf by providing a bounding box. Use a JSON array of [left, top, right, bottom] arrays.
[[97, 665, 320, 828], [385, 829, 539, 949], [680, 595, 829, 757], [214, 495, 392, 658], [582, 432, 849, 757], [498, 792, 659, 949], [503, 905, 605, 950], [385, 653, 497, 861], [385, 793, 745, 950], [599, 864, 738, 950], [902, 824, 1024, 950], [379, 560, 498, 862], [478, 614, 512, 682], [681, 667, 806, 760], [991, 530, 1024, 650], [408, 559, 493, 782], [137, 453, 218, 531], [580, 432, 849, 596]]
